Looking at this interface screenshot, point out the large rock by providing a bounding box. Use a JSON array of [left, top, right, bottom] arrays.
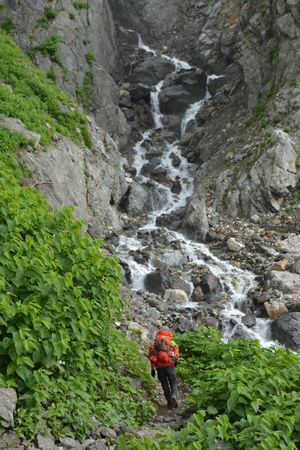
[[152, 250, 187, 269], [291, 257, 300, 275], [159, 85, 194, 115], [129, 83, 152, 102], [0, 431, 21, 449], [268, 271, 300, 293], [144, 271, 164, 295], [271, 312, 300, 349], [18, 118, 127, 237], [120, 182, 169, 215], [169, 70, 207, 98], [227, 237, 245, 252], [200, 272, 222, 298], [0, 388, 17, 426], [0, 116, 41, 148], [214, 130, 298, 217], [129, 56, 175, 86], [36, 434, 56, 450], [163, 289, 189, 304], [264, 301, 288, 320], [181, 193, 209, 242], [159, 70, 207, 115]]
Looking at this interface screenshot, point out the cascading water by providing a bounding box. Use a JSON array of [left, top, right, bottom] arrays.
[[116, 35, 274, 346]]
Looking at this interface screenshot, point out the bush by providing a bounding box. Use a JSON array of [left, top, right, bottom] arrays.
[[118, 326, 300, 449], [0, 31, 155, 439], [0, 17, 14, 34]]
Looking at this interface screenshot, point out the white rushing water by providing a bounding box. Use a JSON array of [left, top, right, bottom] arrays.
[[117, 34, 274, 346]]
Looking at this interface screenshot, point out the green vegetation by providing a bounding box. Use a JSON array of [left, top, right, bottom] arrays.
[[0, 31, 89, 146], [222, 167, 239, 204], [85, 51, 96, 65], [39, 6, 58, 25], [73, 1, 89, 9], [69, 12, 75, 20], [47, 65, 56, 82], [271, 113, 281, 124], [76, 69, 93, 109], [30, 33, 64, 66], [119, 326, 300, 449], [0, 30, 155, 439], [0, 17, 14, 34]]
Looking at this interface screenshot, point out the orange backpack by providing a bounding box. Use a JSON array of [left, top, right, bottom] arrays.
[[149, 329, 179, 367]]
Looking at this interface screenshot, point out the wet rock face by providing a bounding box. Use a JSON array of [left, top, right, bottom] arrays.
[[159, 70, 207, 116], [129, 56, 176, 86]]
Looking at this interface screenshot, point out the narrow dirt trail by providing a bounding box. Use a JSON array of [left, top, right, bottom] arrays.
[[137, 378, 188, 438]]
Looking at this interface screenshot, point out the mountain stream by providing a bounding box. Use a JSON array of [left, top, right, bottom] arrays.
[[116, 34, 273, 346]]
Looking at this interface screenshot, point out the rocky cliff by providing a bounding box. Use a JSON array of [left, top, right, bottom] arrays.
[[0, 0, 129, 146], [110, 0, 300, 236]]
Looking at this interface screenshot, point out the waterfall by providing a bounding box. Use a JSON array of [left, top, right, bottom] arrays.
[[117, 34, 274, 346]]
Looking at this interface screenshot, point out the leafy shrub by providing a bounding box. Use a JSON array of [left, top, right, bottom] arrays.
[[85, 51, 96, 65], [47, 66, 56, 82], [39, 6, 58, 24], [30, 34, 64, 66], [118, 326, 300, 449], [0, 31, 155, 439], [0, 17, 14, 34], [76, 69, 93, 109]]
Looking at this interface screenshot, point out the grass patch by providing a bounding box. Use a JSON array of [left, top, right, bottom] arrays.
[[73, 1, 89, 9], [0, 17, 14, 34], [0, 30, 90, 146], [38, 6, 58, 25]]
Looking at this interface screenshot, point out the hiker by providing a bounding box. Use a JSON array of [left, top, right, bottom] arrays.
[[148, 326, 179, 408]]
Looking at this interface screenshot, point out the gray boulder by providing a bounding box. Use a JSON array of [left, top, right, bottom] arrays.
[[172, 70, 207, 97], [181, 193, 209, 242], [159, 71, 207, 115], [268, 271, 300, 293], [129, 83, 152, 102], [163, 289, 189, 304], [214, 129, 298, 217], [0, 388, 17, 426], [241, 314, 257, 328], [35, 434, 56, 450], [200, 272, 222, 298], [129, 56, 175, 86], [271, 312, 300, 349], [0, 116, 41, 148], [0, 431, 21, 449], [159, 86, 192, 115], [291, 257, 300, 275], [144, 271, 164, 295]]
